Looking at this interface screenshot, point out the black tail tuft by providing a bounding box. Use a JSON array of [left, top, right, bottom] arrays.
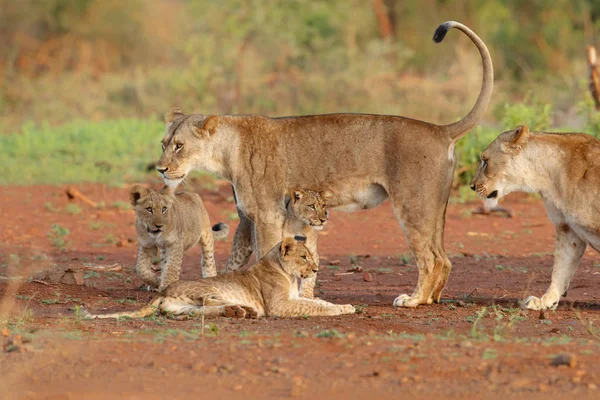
[[212, 222, 226, 231], [433, 22, 452, 43], [294, 235, 307, 243]]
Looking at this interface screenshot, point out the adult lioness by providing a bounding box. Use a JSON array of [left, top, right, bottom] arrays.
[[470, 125, 600, 310], [82, 237, 355, 319], [155, 21, 493, 308], [131, 185, 228, 291], [227, 187, 331, 297]]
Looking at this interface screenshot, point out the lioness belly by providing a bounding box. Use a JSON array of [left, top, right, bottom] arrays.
[[330, 183, 388, 212]]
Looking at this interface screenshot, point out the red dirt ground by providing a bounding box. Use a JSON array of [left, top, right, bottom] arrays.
[[1, 181, 600, 399]]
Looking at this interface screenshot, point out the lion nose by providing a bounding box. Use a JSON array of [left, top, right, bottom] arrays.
[[319, 218, 327, 223], [156, 166, 168, 174], [155, 224, 163, 229], [312, 268, 318, 273], [470, 184, 476, 191]]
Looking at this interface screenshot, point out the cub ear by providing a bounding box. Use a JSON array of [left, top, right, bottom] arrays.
[[165, 108, 184, 125], [193, 115, 219, 138], [319, 189, 334, 204], [502, 125, 530, 154], [294, 235, 307, 244], [290, 188, 304, 202], [129, 185, 148, 206], [280, 237, 296, 257]]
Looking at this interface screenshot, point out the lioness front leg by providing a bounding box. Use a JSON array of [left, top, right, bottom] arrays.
[[524, 222, 585, 310], [226, 211, 254, 271], [298, 229, 320, 298], [158, 242, 184, 292], [253, 214, 286, 259], [136, 245, 160, 288], [270, 298, 355, 317]]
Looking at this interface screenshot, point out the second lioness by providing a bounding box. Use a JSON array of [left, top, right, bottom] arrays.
[[227, 187, 331, 297], [131, 185, 229, 291]]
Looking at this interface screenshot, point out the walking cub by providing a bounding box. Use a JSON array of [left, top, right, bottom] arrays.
[[471, 125, 600, 310], [83, 237, 355, 319], [130, 185, 228, 291]]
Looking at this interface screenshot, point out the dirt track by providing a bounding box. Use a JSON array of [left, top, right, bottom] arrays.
[[1, 182, 600, 399]]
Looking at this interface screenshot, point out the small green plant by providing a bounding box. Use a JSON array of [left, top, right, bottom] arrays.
[[205, 322, 220, 336], [47, 224, 70, 249], [499, 92, 553, 131], [354, 303, 368, 314], [398, 253, 412, 265], [105, 234, 117, 244], [65, 203, 82, 215], [44, 202, 59, 212], [316, 329, 344, 338], [112, 201, 130, 210], [89, 221, 105, 230]]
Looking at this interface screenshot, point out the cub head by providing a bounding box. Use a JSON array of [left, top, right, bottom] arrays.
[[278, 236, 318, 279], [156, 108, 220, 188], [470, 125, 531, 207], [130, 185, 173, 238], [288, 188, 333, 231]]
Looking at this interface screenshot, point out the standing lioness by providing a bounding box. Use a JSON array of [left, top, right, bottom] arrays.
[[155, 21, 494, 308], [470, 125, 600, 310]]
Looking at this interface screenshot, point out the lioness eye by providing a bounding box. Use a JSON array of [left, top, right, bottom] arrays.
[[175, 143, 183, 152], [146, 207, 153, 214], [308, 204, 316, 210], [161, 143, 166, 151], [162, 207, 167, 213], [482, 159, 488, 168]]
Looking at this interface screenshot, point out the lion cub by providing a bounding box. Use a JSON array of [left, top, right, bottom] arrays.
[[83, 237, 355, 319], [130, 185, 228, 291], [471, 125, 600, 310]]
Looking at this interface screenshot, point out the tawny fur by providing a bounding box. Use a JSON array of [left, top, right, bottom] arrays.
[[82, 237, 355, 319], [470, 125, 600, 310], [155, 21, 494, 308], [130, 185, 228, 292], [226, 188, 332, 298]]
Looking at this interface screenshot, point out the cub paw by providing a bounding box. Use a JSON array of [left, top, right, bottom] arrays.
[[339, 304, 355, 314], [240, 305, 259, 319], [223, 305, 248, 319]]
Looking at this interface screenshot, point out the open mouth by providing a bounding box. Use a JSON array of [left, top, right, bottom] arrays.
[[487, 190, 498, 199], [311, 225, 324, 231], [148, 228, 162, 235]]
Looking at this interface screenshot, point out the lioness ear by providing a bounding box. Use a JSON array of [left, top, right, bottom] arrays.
[[281, 237, 296, 257], [165, 108, 184, 126], [502, 125, 530, 153], [129, 185, 147, 206], [193, 116, 219, 138]]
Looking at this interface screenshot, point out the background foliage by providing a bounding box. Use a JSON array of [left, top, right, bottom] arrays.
[[2, 0, 600, 185]]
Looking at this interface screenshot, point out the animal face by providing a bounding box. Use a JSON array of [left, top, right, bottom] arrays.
[[470, 125, 531, 207], [279, 237, 318, 279], [289, 188, 332, 231], [155, 108, 219, 188], [130, 186, 173, 238]]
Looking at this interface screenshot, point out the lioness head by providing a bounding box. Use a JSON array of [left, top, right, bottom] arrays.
[[470, 125, 532, 206], [130, 185, 173, 238], [278, 236, 318, 279], [289, 188, 333, 231], [156, 108, 219, 188]]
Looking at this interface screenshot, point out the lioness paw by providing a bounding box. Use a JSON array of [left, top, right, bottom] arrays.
[[393, 294, 420, 308], [523, 293, 559, 311]]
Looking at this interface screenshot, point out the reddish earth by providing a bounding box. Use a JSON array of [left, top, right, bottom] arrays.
[[1, 181, 600, 399]]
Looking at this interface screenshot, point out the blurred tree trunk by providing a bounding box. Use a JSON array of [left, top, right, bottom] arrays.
[[372, 0, 394, 40], [587, 46, 600, 110]]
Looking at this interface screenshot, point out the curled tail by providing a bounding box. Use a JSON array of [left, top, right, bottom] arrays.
[[81, 296, 162, 320], [212, 222, 229, 241], [434, 21, 494, 142]]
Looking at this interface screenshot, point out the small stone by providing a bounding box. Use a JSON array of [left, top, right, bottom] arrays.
[[588, 383, 597, 390], [362, 272, 373, 282], [348, 265, 363, 273], [550, 353, 576, 368], [329, 260, 341, 266], [456, 300, 466, 307]]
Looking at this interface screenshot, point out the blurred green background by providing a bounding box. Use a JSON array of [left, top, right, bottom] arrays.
[[2, 0, 600, 186]]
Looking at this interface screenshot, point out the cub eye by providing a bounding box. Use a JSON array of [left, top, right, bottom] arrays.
[[301, 255, 308, 261], [146, 207, 153, 214], [161, 143, 166, 151], [308, 204, 316, 210], [175, 143, 183, 152], [481, 159, 487, 168], [162, 207, 167, 214]]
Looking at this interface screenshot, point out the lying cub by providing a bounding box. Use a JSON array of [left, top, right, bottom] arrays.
[[130, 185, 228, 291], [470, 125, 600, 310], [83, 236, 355, 319]]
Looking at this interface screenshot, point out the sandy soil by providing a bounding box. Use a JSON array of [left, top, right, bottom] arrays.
[[1, 181, 600, 399]]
